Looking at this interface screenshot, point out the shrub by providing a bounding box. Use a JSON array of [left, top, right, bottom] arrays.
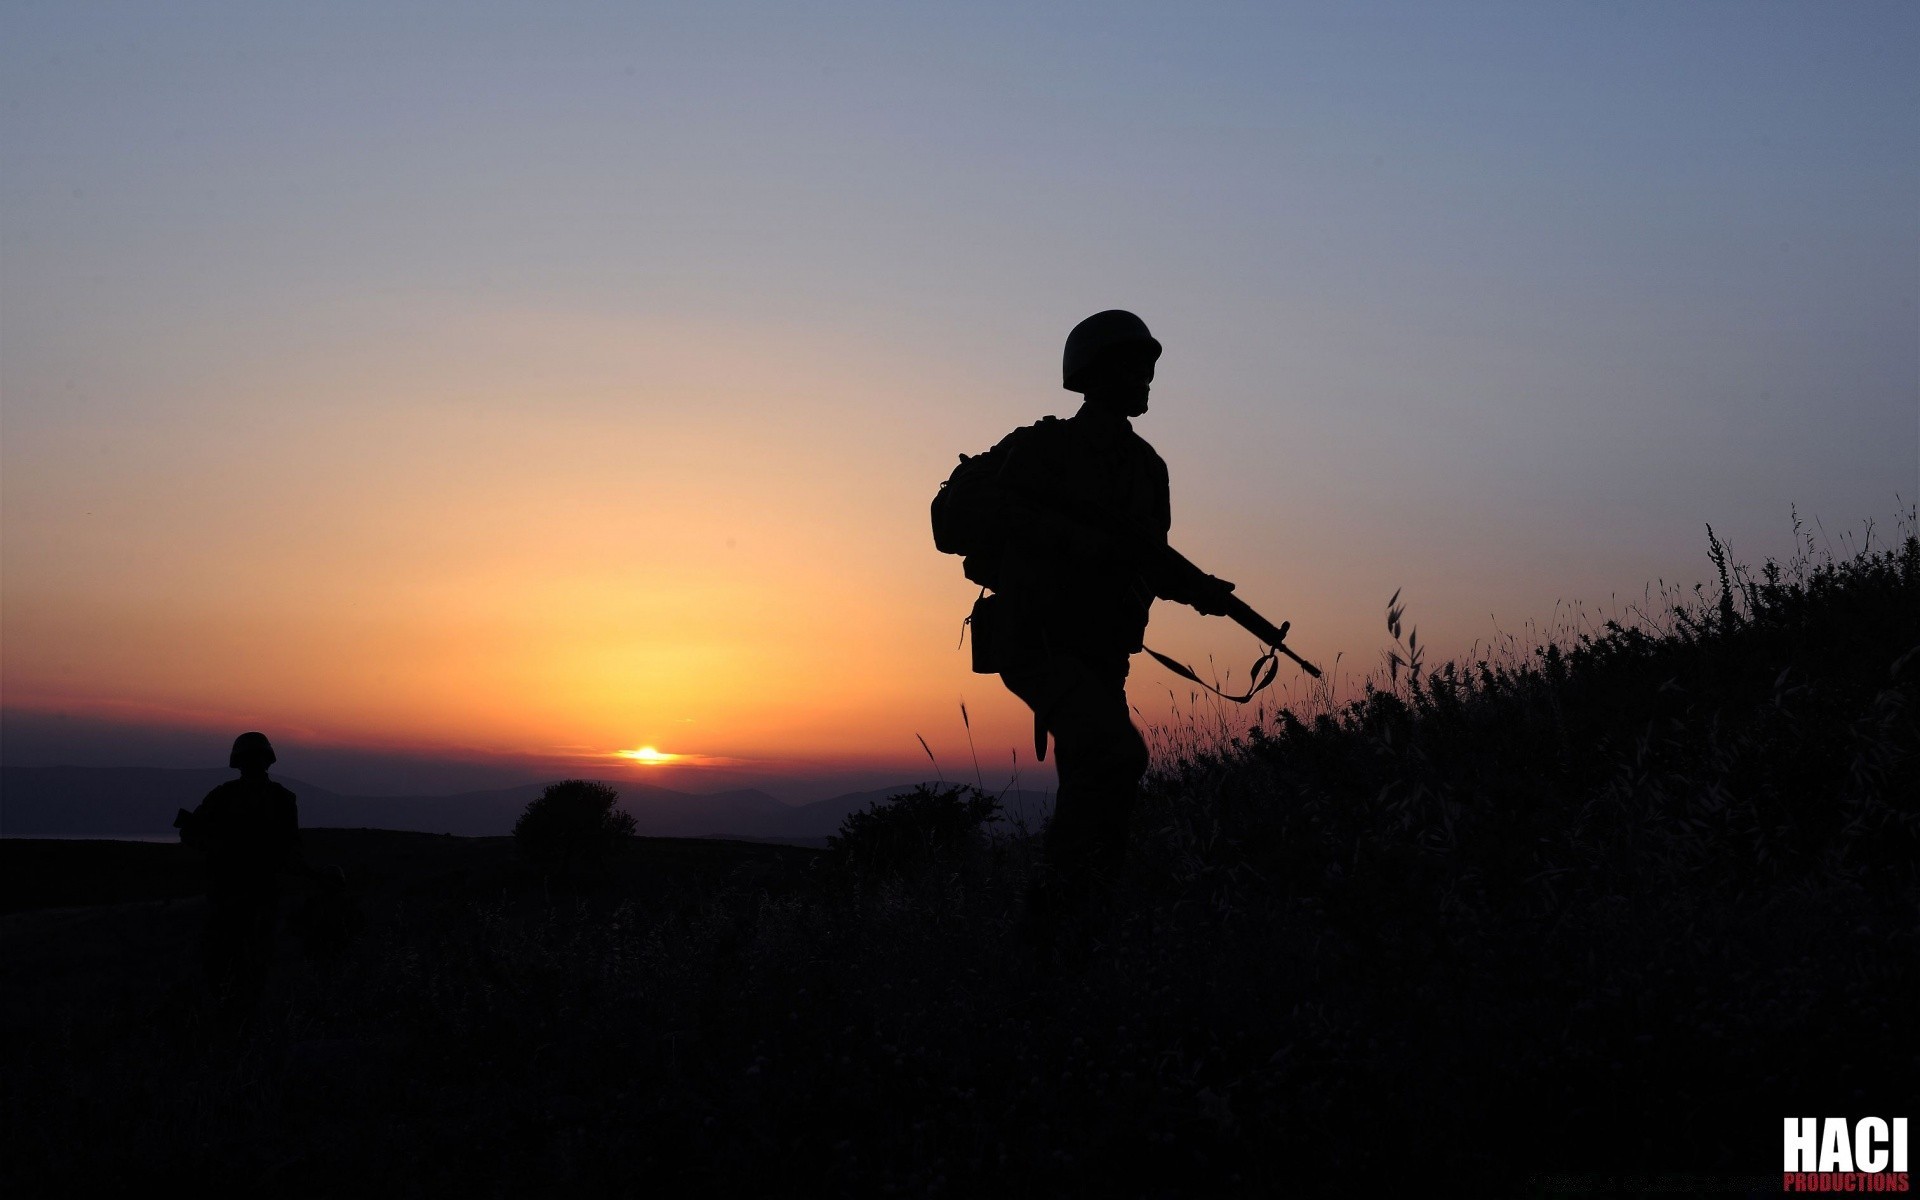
[[827, 783, 1001, 880], [512, 780, 636, 873]]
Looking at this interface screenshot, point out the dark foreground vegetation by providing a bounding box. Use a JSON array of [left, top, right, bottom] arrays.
[[4, 522, 1915, 1197]]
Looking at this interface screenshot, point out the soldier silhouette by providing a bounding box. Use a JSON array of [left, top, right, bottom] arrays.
[[933, 310, 1237, 926], [175, 731, 310, 1015]]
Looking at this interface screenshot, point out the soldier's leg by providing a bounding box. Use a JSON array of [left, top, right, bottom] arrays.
[[204, 894, 246, 1002], [1004, 655, 1149, 905], [1046, 672, 1148, 888], [235, 888, 280, 1008]]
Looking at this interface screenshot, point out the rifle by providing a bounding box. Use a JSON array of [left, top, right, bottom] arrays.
[[1158, 545, 1323, 681]]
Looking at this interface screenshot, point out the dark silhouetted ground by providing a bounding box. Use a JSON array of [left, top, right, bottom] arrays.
[[3, 526, 1913, 1197]]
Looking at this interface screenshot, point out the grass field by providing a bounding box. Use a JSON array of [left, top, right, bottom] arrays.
[[3, 521, 1914, 1197]]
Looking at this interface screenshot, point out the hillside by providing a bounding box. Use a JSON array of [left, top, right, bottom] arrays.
[[2, 525, 1914, 1196]]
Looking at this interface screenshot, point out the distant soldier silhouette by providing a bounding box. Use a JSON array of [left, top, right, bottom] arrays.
[[933, 311, 1237, 923], [175, 731, 308, 1014]]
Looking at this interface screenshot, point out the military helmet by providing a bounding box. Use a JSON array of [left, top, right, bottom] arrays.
[[1062, 309, 1162, 392], [230, 731, 276, 770]]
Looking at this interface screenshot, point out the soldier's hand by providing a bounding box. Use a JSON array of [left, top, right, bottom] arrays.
[[1192, 575, 1237, 617]]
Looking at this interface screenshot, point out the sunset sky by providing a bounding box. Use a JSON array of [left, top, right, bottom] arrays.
[[4, 2, 1915, 799]]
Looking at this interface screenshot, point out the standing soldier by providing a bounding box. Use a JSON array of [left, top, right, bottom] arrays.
[[933, 310, 1238, 924], [175, 731, 307, 1015]]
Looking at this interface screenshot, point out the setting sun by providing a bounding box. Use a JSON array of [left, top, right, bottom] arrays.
[[615, 746, 680, 765]]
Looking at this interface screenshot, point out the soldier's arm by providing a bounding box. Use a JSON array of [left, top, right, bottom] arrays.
[[176, 790, 220, 850], [1151, 545, 1238, 616], [1135, 454, 1236, 613]]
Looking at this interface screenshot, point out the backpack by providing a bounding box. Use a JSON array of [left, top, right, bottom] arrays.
[[931, 441, 1010, 588]]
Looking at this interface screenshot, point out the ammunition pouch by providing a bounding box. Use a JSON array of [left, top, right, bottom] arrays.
[[968, 591, 1051, 676], [969, 591, 1000, 674]]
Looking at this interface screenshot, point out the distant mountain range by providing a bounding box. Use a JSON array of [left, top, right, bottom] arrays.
[[0, 766, 1053, 843]]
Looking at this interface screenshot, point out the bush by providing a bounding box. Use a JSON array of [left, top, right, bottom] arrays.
[[512, 780, 636, 873], [827, 783, 1001, 880]]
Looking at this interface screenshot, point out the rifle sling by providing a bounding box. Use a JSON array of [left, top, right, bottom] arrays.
[[1022, 640, 1277, 766], [1143, 644, 1280, 704]]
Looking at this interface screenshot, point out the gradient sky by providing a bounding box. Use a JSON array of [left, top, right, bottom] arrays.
[[4, 2, 1916, 798]]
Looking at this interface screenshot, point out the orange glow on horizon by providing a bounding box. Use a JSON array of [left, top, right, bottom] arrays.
[[0, 306, 1376, 783], [615, 746, 679, 765]]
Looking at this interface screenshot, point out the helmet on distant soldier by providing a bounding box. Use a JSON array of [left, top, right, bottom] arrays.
[[1062, 310, 1162, 393], [230, 732, 276, 770]]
